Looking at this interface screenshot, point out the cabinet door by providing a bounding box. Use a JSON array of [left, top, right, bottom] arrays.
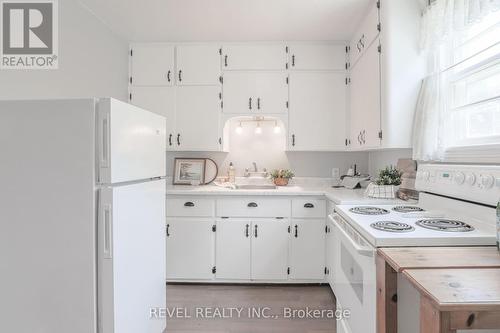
[[216, 219, 251, 280], [166, 219, 214, 280], [289, 72, 347, 151], [290, 219, 326, 280], [130, 44, 174, 86], [175, 86, 222, 151], [222, 72, 257, 114], [254, 73, 288, 114], [289, 44, 346, 71], [176, 44, 221, 85], [349, 40, 381, 149], [129, 86, 176, 150], [326, 219, 335, 287], [349, 2, 380, 68], [251, 219, 289, 280], [222, 44, 286, 70]]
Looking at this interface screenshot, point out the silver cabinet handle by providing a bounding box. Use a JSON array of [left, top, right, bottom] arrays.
[[245, 224, 249, 237], [224, 55, 228, 67], [362, 130, 366, 144], [292, 134, 296, 147], [166, 70, 171, 82], [291, 54, 295, 67], [248, 97, 252, 110], [254, 224, 258, 238], [178, 70, 182, 82], [257, 98, 261, 110]]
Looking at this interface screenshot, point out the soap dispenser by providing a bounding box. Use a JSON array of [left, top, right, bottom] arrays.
[[228, 162, 236, 183]]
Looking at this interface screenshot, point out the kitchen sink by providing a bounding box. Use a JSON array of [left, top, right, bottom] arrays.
[[235, 184, 277, 190]]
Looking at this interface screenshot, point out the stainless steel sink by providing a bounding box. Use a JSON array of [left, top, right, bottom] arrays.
[[235, 184, 277, 190]]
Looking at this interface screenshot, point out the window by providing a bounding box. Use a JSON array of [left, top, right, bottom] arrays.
[[415, 1, 500, 162]]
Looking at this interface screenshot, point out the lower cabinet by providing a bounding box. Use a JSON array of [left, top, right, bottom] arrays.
[[289, 219, 326, 280], [216, 218, 289, 280], [166, 218, 214, 280]]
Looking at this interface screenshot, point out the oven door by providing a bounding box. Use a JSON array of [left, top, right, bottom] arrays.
[[329, 213, 376, 333]]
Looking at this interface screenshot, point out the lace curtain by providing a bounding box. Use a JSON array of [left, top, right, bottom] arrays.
[[413, 0, 500, 161]]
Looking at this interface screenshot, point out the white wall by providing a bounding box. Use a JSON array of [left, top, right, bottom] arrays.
[[0, 1, 128, 101], [368, 149, 413, 177], [166, 119, 370, 178]]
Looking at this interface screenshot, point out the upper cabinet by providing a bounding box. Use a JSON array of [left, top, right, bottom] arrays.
[[288, 44, 346, 71], [130, 44, 175, 86], [288, 72, 347, 151], [349, 2, 380, 68], [222, 72, 288, 114], [222, 44, 287, 70], [348, 0, 425, 150], [176, 44, 221, 85]]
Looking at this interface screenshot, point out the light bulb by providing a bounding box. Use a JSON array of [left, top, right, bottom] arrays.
[[255, 123, 262, 134], [235, 122, 243, 134], [273, 121, 281, 134]]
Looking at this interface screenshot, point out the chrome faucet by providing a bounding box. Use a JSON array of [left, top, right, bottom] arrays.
[[252, 162, 258, 172]]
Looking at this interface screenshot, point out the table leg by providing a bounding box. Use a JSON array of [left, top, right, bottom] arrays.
[[420, 296, 455, 333], [376, 254, 398, 333]]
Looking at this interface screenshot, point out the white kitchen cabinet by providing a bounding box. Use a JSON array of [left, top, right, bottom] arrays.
[[222, 72, 288, 114], [288, 72, 347, 151], [175, 86, 222, 151], [326, 217, 335, 288], [166, 218, 214, 280], [348, 0, 424, 150], [349, 39, 381, 149], [130, 44, 174, 86], [128, 86, 176, 150], [288, 44, 347, 71], [349, 1, 380, 68], [215, 218, 251, 280], [251, 219, 289, 280], [222, 44, 286, 70], [290, 219, 326, 280], [176, 44, 221, 85]]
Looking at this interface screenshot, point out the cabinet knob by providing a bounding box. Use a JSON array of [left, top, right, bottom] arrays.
[[254, 224, 258, 238], [248, 97, 252, 110], [177, 133, 181, 145], [166, 70, 171, 82], [304, 203, 314, 208], [257, 98, 261, 110], [292, 134, 296, 147], [247, 202, 258, 208], [245, 224, 249, 238], [178, 70, 182, 82], [224, 55, 228, 67], [166, 224, 170, 237], [292, 54, 295, 67], [294, 224, 298, 238], [184, 202, 195, 207]]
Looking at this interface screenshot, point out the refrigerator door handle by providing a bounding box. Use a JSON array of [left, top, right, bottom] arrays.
[[103, 204, 113, 259], [101, 113, 110, 168]]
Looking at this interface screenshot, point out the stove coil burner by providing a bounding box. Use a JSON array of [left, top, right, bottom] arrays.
[[370, 221, 415, 233], [415, 219, 475, 232], [349, 206, 390, 215], [392, 206, 425, 213]]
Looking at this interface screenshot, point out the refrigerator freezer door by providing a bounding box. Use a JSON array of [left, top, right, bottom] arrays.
[[0, 99, 97, 333], [97, 98, 166, 184], [98, 179, 166, 333]]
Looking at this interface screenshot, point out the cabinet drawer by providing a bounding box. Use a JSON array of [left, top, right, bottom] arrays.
[[217, 198, 290, 217], [292, 199, 326, 218], [167, 197, 215, 217]]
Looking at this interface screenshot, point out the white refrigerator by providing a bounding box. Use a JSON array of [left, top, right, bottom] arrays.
[[0, 98, 167, 333]]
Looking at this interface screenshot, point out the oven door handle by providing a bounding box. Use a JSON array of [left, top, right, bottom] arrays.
[[328, 214, 374, 257]]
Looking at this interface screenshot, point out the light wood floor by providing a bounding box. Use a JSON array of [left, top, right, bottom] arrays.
[[165, 284, 336, 333]]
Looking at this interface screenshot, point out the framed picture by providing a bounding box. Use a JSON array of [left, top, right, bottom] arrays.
[[173, 158, 206, 185]]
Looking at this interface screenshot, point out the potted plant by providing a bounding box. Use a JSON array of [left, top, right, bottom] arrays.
[[270, 169, 295, 186], [366, 166, 403, 199]]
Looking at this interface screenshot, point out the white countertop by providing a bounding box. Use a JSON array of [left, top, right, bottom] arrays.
[[166, 184, 415, 205]]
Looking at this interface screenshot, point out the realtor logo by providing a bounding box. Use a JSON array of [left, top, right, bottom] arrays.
[[1, 0, 58, 69]]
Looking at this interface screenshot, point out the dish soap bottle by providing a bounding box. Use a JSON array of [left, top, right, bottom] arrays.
[[497, 199, 500, 252], [228, 162, 236, 184]]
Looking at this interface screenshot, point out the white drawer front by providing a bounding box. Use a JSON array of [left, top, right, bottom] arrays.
[[167, 197, 215, 217], [292, 199, 326, 218], [217, 198, 290, 217]]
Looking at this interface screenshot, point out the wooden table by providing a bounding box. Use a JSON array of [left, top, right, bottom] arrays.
[[404, 269, 500, 333], [376, 247, 500, 333]]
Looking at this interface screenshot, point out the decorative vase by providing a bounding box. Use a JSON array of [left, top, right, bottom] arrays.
[[274, 177, 289, 186]]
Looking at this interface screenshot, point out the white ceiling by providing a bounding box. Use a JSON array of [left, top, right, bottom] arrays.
[[78, 0, 373, 42]]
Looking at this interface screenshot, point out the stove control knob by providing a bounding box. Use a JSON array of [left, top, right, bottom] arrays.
[[466, 173, 476, 186], [480, 174, 495, 189], [454, 172, 465, 185]]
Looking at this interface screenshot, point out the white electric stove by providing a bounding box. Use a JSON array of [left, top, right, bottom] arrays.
[[330, 164, 500, 333]]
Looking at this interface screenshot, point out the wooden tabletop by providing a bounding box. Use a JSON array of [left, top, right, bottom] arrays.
[[403, 268, 500, 311], [378, 247, 500, 272]]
